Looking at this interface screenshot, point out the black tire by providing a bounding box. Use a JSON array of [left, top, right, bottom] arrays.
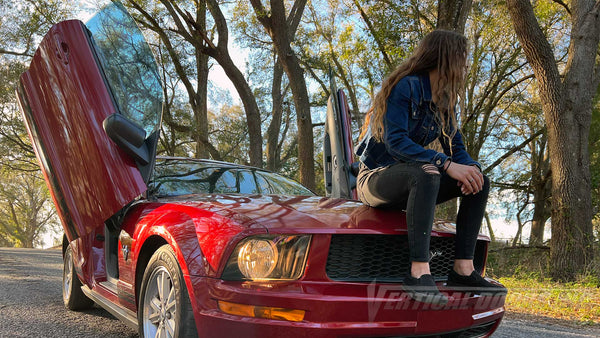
[[138, 244, 198, 338], [63, 245, 94, 310]]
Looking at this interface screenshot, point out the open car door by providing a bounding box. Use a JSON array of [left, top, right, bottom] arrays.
[[16, 2, 162, 242], [323, 76, 358, 200]]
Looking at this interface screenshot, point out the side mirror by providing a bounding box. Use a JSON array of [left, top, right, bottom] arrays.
[[103, 113, 150, 165]]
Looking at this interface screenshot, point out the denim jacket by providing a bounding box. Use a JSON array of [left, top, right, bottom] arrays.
[[355, 73, 480, 170]]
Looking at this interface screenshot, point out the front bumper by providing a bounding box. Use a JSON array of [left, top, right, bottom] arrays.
[[187, 276, 505, 338]]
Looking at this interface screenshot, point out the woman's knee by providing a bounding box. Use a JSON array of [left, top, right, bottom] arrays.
[[417, 163, 441, 184]]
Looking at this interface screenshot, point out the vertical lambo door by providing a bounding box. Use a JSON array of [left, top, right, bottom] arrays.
[[17, 2, 163, 243], [323, 76, 357, 199]]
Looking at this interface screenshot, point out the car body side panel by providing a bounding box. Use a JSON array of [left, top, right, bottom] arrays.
[[117, 202, 267, 312], [17, 20, 146, 241]]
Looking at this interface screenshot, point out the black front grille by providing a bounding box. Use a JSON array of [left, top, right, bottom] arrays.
[[326, 235, 458, 282]]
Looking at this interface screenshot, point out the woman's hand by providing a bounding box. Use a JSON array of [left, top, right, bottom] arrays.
[[445, 162, 484, 194]]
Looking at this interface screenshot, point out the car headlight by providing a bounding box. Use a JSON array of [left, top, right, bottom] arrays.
[[221, 235, 311, 281]]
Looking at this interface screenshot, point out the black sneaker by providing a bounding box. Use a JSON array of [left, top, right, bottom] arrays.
[[446, 270, 507, 294], [402, 274, 449, 305]]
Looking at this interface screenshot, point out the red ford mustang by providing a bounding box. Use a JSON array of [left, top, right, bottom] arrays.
[[17, 2, 505, 337]]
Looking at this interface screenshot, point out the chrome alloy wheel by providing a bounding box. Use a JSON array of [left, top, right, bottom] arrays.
[[142, 266, 177, 338], [63, 248, 73, 302]]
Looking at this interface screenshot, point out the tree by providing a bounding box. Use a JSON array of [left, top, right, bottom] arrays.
[[249, 0, 316, 190], [228, 3, 296, 172], [0, 172, 58, 248], [127, 0, 263, 167], [436, 0, 473, 32], [506, 0, 599, 281]]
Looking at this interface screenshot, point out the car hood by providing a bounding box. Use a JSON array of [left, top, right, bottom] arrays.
[[155, 194, 462, 236]]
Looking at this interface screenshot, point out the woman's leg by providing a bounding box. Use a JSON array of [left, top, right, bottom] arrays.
[[436, 173, 490, 274], [358, 162, 441, 277]]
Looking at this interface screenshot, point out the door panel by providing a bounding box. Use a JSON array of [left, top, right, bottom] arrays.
[[323, 78, 357, 200], [17, 20, 146, 241]]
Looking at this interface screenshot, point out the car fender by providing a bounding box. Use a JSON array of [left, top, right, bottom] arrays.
[[132, 203, 267, 279]]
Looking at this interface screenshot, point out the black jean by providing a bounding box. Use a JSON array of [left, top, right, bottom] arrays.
[[357, 161, 490, 262]]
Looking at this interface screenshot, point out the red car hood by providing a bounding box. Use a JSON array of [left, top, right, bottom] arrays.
[[156, 194, 462, 236]]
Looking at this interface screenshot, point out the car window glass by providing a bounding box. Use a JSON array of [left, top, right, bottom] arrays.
[[255, 173, 273, 194], [238, 170, 259, 194], [85, 2, 163, 135], [256, 172, 314, 196], [214, 169, 237, 193], [149, 160, 314, 197], [149, 163, 216, 196]]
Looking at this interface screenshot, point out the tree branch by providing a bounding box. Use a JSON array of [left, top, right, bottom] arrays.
[[0, 48, 33, 57], [249, 0, 272, 30], [127, 1, 201, 107], [206, 0, 229, 49], [352, 0, 393, 69], [491, 181, 529, 190], [287, 0, 307, 41], [484, 128, 546, 174], [154, 0, 194, 42], [548, 0, 571, 15]]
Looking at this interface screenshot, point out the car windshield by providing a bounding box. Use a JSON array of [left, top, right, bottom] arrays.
[[85, 1, 163, 135], [149, 160, 314, 197]]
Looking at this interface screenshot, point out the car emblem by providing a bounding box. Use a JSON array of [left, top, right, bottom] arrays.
[[119, 230, 133, 261], [429, 249, 443, 261]]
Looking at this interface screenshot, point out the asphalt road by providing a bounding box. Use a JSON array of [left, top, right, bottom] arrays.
[[0, 247, 598, 338]]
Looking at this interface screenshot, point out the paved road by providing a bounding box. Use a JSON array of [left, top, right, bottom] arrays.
[[0, 247, 598, 337], [0, 248, 137, 337]]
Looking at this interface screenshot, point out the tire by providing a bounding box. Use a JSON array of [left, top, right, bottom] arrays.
[[138, 244, 198, 338], [63, 245, 94, 310]]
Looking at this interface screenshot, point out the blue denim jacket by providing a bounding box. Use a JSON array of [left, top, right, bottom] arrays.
[[355, 73, 480, 170]]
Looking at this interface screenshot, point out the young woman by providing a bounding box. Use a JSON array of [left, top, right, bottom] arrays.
[[355, 30, 504, 304]]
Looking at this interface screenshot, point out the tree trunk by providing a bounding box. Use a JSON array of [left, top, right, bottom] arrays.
[[436, 0, 473, 32], [506, 0, 598, 281], [208, 47, 264, 167], [529, 136, 551, 246], [250, 0, 315, 190], [205, 0, 263, 167], [484, 212, 495, 242], [193, 1, 210, 159], [266, 58, 285, 171]]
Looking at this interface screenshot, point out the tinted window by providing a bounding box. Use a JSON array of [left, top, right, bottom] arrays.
[[256, 172, 314, 195], [149, 160, 313, 197], [86, 2, 163, 135]]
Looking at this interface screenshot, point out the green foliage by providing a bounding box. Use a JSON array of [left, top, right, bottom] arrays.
[[0, 171, 59, 248]]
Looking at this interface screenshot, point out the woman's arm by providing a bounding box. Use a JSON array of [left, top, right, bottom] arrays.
[[383, 78, 449, 169]]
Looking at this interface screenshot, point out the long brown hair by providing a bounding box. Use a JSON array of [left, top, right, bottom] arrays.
[[361, 30, 468, 145]]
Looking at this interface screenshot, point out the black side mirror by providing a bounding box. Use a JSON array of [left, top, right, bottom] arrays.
[[103, 113, 150, 165]]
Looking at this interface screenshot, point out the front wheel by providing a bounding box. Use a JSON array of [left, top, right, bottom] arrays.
[[138, 245, 198, 338], [63, 245, 94, 310]]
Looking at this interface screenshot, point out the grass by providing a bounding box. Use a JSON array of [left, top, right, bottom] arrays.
[[498, 276, 600, 326], [486, 242, 600, 327]]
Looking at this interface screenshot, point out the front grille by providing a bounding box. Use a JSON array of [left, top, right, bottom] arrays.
[[326, 235, 460, 282]]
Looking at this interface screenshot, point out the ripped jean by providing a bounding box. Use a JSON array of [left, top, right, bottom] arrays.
[[357, 161, 490, 262]]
